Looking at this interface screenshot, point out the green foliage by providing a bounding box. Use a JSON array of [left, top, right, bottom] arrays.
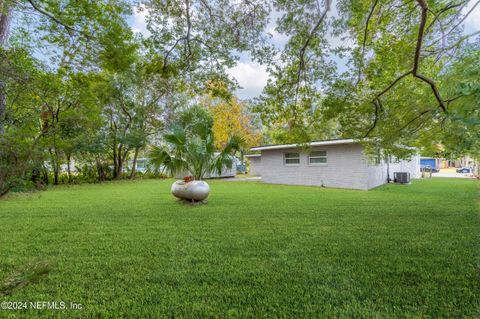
[[0, 137, 34, 196], [10, 0, 134, 71], [0, 178, 478, 317], [438, 47, 480, 162], [140, 0, 271, 93], [149, 105, 243, 179], [255, 0, 479, 160]]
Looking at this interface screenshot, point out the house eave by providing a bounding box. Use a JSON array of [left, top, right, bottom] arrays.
[[250, 139, 357, 152]]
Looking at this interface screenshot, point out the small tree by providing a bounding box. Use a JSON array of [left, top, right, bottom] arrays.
[[149, 106, 243, 180]]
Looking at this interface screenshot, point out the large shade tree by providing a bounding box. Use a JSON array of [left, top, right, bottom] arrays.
[[255, 0, 479, 158], [0, 0, 135, 194]]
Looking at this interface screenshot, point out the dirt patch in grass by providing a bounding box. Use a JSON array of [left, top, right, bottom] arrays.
[[0, 260, 53, 296]]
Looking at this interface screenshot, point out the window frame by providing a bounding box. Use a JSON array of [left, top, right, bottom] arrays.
[[308, 150, 328, 166], [284, 152, 300, 166]]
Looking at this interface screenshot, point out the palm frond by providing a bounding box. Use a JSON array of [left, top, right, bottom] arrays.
[[164, 126, 186, 147], [148, 145, 187, 177]]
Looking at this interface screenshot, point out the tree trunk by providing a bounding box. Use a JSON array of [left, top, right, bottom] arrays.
[[30, 166, 41, 189], [0, 183, 11, 198], [0, 168, 8, 197], [0, 80, 6, 135], [66, 152, 72, 182], [49, 148, 60, 185], [0, 1, 12, 45], [0, 2, 13, 135], [117, 160, 122, 178], [95, 158, 105, 182], [53, 167, 59, 185], [115, 143, 129, 179], [112, 139, 118, 179], [115, 144, 123, 179], [41, 163, 49, 185], [130, 147, 139, 179]]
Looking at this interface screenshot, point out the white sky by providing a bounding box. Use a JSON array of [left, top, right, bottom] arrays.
[[128, 1, 480, 100]]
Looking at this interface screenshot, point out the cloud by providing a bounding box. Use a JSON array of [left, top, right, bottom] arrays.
[[464, 1, 480, 33], [227, 61, 269, 99], [130, 6, 150, 37]]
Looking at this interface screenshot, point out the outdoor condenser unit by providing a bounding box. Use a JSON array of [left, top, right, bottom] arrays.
[[393, 172, 410, 184]]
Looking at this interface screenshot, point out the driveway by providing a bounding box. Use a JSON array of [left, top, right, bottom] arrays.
[[224, 176, 261, 181], [432, 167, 475, 179]]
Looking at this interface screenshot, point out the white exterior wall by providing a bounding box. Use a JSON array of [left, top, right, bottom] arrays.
[[366, 164, 386, 189], [389, 156, 421, 180], [260, 143, 420, 190], [260, 144, 369, 190], [248, 156, 261, 176], [366, 155, 420, 189]]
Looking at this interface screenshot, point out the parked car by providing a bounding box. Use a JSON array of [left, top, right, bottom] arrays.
[[236, 164, 247, 174], [456, 167, 472, 173]]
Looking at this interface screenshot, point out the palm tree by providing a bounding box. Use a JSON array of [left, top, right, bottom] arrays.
[[149, 118, 243, 180]]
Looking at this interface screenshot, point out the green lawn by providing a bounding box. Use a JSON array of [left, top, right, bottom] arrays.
[[0, 178, 478, 318]]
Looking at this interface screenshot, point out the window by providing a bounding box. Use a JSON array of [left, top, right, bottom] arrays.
[[309, 150, 327, 164], [284, 152, 300, 165]]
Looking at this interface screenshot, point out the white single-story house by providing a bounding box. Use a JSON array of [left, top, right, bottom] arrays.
[[245, 154, 261, 176], [248, 139, 421, 190]]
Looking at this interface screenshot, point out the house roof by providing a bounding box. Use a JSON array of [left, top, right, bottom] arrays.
[[250, 138, 357, 152], [245, 154, 261, 158]]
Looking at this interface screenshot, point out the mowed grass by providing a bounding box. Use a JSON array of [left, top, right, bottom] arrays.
[[0, 178, 478, 318]]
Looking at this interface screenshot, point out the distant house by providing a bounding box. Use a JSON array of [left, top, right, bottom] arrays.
[[248, 139, 420, 190], [205, 156, 237, 178]]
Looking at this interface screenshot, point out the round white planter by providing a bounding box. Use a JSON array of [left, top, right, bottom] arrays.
[[171, 180, 210, 201]]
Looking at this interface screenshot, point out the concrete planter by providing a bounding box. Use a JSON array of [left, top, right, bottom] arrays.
[[171, 180, 210, 201]]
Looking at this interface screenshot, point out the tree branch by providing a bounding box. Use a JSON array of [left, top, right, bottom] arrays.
[[365, 99, 380, 137], [199, 0, 221, 20], [425, 0, 467, 33], [424, 30, 480, 56], [412, 0, 447, 112], [396, 109, 432, 133], [294, 0, 331, 106], [26, 0, 88, 37], [442, 0, 480, 39], [185, 0, 192, 60], [413, 0, 428, 74], [373, 70, 413, 101], [357, 0, 378, 85], [163, 36, 187, 70], [368, 0, 448, 136]]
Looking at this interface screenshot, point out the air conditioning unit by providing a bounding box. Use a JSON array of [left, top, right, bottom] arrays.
[[394, 172, 410, 184]]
